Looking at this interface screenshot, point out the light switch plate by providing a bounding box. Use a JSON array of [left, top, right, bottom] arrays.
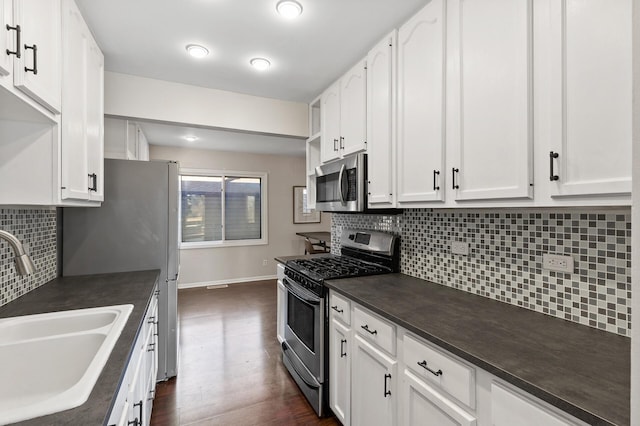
[[542, 253, 574, 273], [451, 241, 469, 256]]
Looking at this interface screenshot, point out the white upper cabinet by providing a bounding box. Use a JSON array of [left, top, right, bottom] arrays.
[[547, 0, 631, 197], [61, 0, 104, 203], [366, 31, 396, 208], [321, 81, 341, 163], [447, 0, 533, 201], [0, 0, 13, 76], [340, 59, 367, 157], [321, 59, 367, 163], [396, 0, 446, 206], [12, 0, 62, 114]]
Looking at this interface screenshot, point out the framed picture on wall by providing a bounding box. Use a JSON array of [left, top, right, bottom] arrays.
[[293, 186, 320, 224]]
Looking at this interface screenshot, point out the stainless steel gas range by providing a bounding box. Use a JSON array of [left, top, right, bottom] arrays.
[[281, 229, 399, 416]]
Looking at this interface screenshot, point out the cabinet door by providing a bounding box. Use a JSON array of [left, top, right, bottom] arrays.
[[548, 0, 631, 197], [321, 82, 341, 163], [491, 382, 575, 426], [352, 335, 397, 426], [86, 37, 104, 201], [340, 59, 367, 156], [367, 31, 396, 208], [0, 0, 13, 76], [396, 0, 446, 205], [448, 0, 532, 201], [60, 0, 89, 201], [329, 318, 351, 425], [13, 0, 61, 113], [403, 370, 477, 426]]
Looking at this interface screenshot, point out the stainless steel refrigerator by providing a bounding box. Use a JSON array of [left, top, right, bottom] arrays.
[[62, 159, 180, 381]]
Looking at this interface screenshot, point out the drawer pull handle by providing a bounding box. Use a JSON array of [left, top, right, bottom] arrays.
[[417, 360, 443, 377], [331, 305, 344, 313], [361, 324, 377, 335], [384, 373, 391, 397], [340, 339, 347, 357]]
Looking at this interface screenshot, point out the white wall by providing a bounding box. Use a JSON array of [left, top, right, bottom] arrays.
[[631, 1, 640, 423], [104, 72, 309, 138], [150, 145, 330, 287]]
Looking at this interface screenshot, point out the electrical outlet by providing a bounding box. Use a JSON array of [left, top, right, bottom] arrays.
[[262, 259, 268, 266], [542, 253, 574, 273], [451, 241, 469, 256]]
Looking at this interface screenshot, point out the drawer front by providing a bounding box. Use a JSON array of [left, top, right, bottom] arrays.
[[353, 305, 396, 355], [404, 333, 475, 408], [329, 292, 351, 325]]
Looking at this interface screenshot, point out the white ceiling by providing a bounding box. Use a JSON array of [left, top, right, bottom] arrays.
[[76, 0, 429, 155]]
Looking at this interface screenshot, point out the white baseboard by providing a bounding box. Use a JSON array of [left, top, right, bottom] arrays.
[[178, 274, 277, 290]]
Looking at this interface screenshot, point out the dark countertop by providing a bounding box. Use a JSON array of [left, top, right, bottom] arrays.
[[0, 270, 160, 426], [325, 274, 630, 426]]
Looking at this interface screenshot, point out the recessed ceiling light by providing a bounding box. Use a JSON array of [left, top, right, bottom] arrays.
[[250, 57, 271, 71], [276, 0, 303, 19], [185, 44, 209, 59], [184, 135, 198, 142]]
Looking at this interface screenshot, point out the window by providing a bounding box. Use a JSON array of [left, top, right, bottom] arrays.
[[179, 169, 268, 248]]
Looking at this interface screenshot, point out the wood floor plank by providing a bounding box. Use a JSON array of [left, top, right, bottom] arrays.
[[150, 280, 339, 426]]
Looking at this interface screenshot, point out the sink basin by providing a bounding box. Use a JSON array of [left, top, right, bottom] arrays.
[[0, 304, 133, 424]]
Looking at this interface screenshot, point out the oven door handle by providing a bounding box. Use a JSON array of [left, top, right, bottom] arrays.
[[283, 277, 321, 305]]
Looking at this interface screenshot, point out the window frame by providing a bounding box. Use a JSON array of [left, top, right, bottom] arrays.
[[179, 167, 269, 249]]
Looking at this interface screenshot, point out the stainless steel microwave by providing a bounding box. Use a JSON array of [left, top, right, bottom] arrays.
[[315, 153, 366, 212]]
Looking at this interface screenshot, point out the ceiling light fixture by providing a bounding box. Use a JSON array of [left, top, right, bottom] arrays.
[[276, 0, 303, 19], [250, 57, 271, 71], [185, 44, 209, 59], [184, 136, 198, 142]]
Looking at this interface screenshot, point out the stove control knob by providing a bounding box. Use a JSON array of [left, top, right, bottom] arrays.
[[349, 234, 355, 240]]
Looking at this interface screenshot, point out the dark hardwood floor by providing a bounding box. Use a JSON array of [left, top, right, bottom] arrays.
[[150, 280, 340, 425]]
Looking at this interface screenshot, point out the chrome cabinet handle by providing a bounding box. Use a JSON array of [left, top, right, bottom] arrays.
[[361, 324, 377, 335], [5, 24, 20, 58], [24, 44, 37, 74], [417, 360, 443, 376], [339, 136, 344, 149], [333, 138, 339, 152], [340, 339, 347, 357], [433, 170, 440, 191], [331, 305, 343, 313], [549, 151, 559, 181], [452, 168, 459, 189]]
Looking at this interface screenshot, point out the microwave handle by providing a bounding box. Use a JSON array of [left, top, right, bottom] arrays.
[[338, 164, 346, 204]]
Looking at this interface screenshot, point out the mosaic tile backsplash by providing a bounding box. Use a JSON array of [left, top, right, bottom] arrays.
[[332, 209, 631, 336], [0, 208, 58, 307]]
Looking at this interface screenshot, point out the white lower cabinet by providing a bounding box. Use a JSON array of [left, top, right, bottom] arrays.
[[352, 335, 397, 426], [329, 317, 351, 425], [107, 288, 159, 426], [329, 291, 589, 426], [491, 381, 581, 426], [403, 370, 476, 426]]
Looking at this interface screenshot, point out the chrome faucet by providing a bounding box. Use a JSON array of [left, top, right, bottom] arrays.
[[0, 230, 36, 275]]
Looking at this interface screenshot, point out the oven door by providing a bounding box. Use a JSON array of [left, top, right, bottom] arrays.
[[283, 277, 323, 381], [315, 153, 365, 212]]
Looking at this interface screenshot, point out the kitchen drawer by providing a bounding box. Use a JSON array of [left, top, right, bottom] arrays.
[[329, 291, 351, 325], [353, 305, 396, 355], [403, 333, 475, 409]]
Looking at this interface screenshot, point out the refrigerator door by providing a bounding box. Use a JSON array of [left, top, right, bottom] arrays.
[[62, 159, 179, 381]]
